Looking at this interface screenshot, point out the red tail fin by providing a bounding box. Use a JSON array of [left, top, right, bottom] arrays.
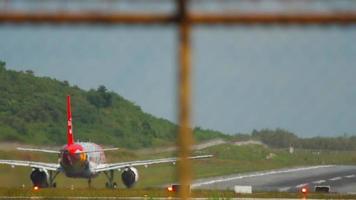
[[67, 95, 74, 145]]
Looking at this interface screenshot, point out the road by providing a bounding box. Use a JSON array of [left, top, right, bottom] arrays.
[[192, 165, 356, 193]]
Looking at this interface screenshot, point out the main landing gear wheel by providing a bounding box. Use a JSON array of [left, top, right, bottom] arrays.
[[104, 170, 117, 189], [105, 182, 117, 189]]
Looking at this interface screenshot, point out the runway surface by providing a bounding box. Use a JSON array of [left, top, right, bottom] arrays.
[[192, 165, 356, 193]]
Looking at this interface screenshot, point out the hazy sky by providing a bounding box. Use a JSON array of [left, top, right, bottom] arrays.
[[1, 23, 356, 137]]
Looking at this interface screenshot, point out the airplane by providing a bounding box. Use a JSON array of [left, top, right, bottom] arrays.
[[0, 95, 212, 189]]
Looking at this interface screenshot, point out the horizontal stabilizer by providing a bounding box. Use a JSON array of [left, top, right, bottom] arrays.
[[17, 147, 118, 154], [17, 147, 60, 154], [77, 148, 119, 154], [101, 147, 119, 152]]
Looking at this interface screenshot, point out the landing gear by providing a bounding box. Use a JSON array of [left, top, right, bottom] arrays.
[[88, 178, 92, 188], [105, 182, 117, 189], [49, 171, 59, 188], [104, 170, 117, 189]]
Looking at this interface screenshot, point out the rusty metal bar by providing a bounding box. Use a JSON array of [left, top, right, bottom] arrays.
[[1, 11, 356, 24], [190, 12, 356, 25], [0, 11, 176, 24], [177, 0, 193, 199]]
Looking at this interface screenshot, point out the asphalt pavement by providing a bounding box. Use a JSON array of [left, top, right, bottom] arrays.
[[192, 165, 356, 194]]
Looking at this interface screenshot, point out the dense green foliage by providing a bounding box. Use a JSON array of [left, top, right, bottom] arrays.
[[245, 128, 356, 151], [0, 62, 225, 148]]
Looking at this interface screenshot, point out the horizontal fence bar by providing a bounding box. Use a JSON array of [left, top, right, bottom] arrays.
[[1, 11, 356, 25], [191, 12, 356, 25], [0, 12, 177, 24]]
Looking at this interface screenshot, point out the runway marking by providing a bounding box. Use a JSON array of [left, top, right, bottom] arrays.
[[329, 176, 342, 181], [312, 180, 325, 184], [295, 183, 308, 188], [191, 165, 333, 188], [345, 174, 355, 178]]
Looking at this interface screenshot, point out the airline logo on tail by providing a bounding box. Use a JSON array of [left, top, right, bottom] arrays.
[[67, 95, 74, 145]]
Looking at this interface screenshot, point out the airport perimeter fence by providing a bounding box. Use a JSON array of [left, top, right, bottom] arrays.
[[1, 0, 356, 199]]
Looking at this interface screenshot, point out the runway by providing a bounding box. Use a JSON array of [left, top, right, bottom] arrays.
[[192, 165, 356, 193]]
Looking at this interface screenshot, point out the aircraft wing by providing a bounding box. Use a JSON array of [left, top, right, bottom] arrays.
[[94, 155, 213, 173], [0, 160, 60, 171]]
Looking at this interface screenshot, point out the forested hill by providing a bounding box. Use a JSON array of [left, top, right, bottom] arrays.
[[0, 62, 226, 148]]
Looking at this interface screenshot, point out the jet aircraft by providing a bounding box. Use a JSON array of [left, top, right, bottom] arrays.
[[0, 95, 212, 188]]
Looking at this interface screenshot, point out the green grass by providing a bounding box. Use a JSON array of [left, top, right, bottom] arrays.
[[0, 188, 356, 199], [0, 144, 356, 189]]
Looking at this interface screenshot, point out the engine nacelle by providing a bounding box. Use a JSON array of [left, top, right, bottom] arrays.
[[121, 167, 139, 188], [30, 168, 49, 188]]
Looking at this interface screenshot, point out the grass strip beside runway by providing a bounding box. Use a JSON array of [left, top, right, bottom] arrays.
[[0, 188, 356, 199]]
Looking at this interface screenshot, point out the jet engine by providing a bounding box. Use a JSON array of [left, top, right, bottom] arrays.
[[121, 167, 139, 188], [30, 168, 49, 188]]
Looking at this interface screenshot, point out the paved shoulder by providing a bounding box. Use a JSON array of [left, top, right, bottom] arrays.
[[192, 165, 356, 193]]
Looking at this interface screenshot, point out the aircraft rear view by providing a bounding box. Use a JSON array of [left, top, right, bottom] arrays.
[[0, 95, 213, 189], [59, 96, 102, 179]]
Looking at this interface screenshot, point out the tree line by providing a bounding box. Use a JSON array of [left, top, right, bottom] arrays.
[[0, 61, 225, 148], [235, 128, 356, 151]]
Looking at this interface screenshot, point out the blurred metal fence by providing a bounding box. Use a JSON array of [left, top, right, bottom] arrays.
[[1, 0, 356, 199]]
